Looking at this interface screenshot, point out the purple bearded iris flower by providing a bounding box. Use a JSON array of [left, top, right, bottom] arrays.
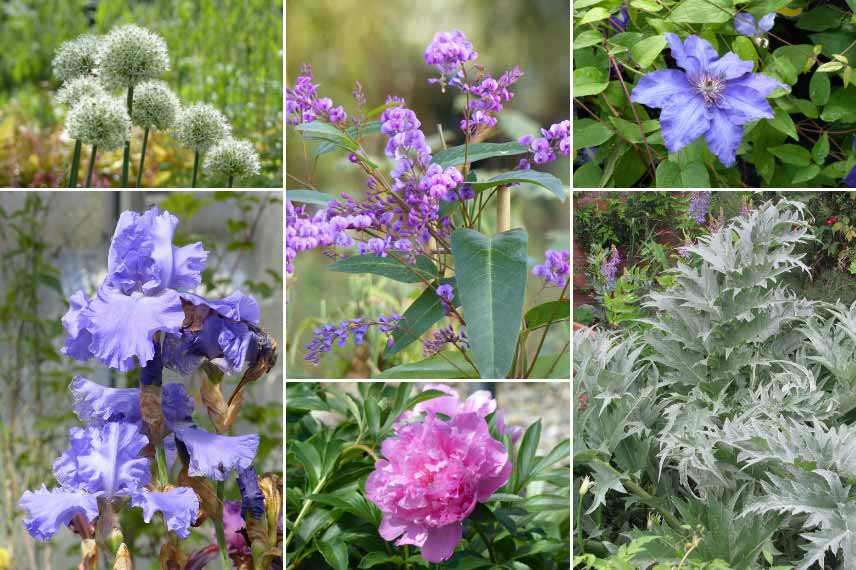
[[70, 376, 260, 482], [734, 13, 776, 38], [62, 207, 262, 374], [631, 33, 786, 167], [19, 422, 199, 541], [845, 137, 856, 188]]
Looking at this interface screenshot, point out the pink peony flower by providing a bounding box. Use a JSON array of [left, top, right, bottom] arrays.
[[365, 410, 512, 562], [398, 383, 523, 443]]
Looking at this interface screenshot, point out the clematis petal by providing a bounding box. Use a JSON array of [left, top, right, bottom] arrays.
[[631, 69, 693, 109], [758, 13, 776, 33], [173, 425, 259, 481], [707, 52, 753, 80], [683, 35, 719, 70], [659, 93, 711, 154], [733, 13, 757, 37], [19, 486, 100, 541], [70, 376, 142, 424], [129, 488, 199, 539], [704, 107, 744, 167], [72, 422, 151, 495], [83, 285, 184, 371], [62, 290, 94, 362], [420, 523, 462, 562], [666, 34, 717, 77], [845, 166, 856, 188], [728, 73, 786, 97], [720, 85, 775, 125]]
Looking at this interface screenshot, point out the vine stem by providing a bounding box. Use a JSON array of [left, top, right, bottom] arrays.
[[214, 481, 231, 570], [68, 139, 81, 188], [135, 128, 149, 188], [121, 86, 133, 188], [84, 145, 98, 188], [191, 149, 200, 188]]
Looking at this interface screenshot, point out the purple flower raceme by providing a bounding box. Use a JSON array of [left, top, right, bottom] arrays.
[[630, 34, 786, 167], [532, 249, 570, 287], [424, 30, 478, 79], [734, 12, 776, 38], [20, 422, 199, 541], [689, 191, 712, 224], [286, 63, 347, 127], [518, 120, 571, 168], [304, 313, 402, 364], [600, 245, 621, 291], [365, 384, 512, 562], [423, 325, 469, 357], [436, 283, 455, 315]]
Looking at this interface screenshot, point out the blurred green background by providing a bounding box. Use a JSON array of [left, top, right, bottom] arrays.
[[0, 0, 283, 187], [285, 0, 570, 378]]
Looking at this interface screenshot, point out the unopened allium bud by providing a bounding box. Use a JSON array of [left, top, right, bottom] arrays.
[[131, 80, 179, 130], [52, 34, 101, 81], [56, 76, 106, 108], [67, 95, 131, 150], [175, 103, 231, 151], [98, 25, 170, 89], [580, 475, 593, 497], [203, 138, 260, 181]]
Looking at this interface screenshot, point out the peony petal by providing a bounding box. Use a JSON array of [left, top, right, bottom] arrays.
[[378, 516, 408, 541], [630, 69, 693, 109], [173, 425, 259, 481], [19, 486, 99, 541], [733, 13, 757, 37], [70, 376, 142, 424], [83, 285, 184, 371], [660, 93, 711, 154], [62, 290, 94, 362], [704, 106, 744, 167], [71, 422, 151, 495], [420, 523, 462, 562], [129, 488, 199, 539], [707, 52, 753, 81], [728, 73, 786, 97], [460, 390, 497, 417], [720, 85, 775, 125]]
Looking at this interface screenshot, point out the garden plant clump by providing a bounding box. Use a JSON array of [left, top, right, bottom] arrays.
[[573, 1, 856, 188], [286, 382, 570, 568], [17, 206, 281, 569], [286, 30, 570, 379], [574, 199, 856, 569], [53, 24, 260, 188]]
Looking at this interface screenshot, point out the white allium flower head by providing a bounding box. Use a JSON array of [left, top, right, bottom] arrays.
[[98, 24, 170, 89], [52, 34, 101, 81], [204, 138, 261, 181], [67, 94, 131, 150], [131, 80, 179, 130], [56, 76, 107, 108], [175, 103, 231, 151]]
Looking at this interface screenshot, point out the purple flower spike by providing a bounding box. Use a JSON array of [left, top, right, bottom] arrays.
[[424, 30, 477, 75], [689, 191, 712, 224], [173, 425, 259, 481], [734, 12, 776, 37], [631, 33, 786, 166]]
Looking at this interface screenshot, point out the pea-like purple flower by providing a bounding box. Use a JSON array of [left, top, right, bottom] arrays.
[[533, 249, 570, 287], [365, 399, 511, 562], [599, 246, 621, 291], [424, 30, 477, 76], [631, 33, 786, 167], [734, 12, 776, 38], [688, 191, 712, 224]]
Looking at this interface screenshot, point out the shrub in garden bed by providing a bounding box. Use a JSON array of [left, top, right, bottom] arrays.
[[286, 382, 570, 569], [573, 0, 856, 188], [286, 31, 570, 379], [574, 199, 856, 568]]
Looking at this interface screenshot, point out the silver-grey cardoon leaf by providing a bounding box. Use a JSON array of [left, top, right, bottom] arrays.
[[67, 95, 131, 150], [56, 76, 107, 108], [175, 103, 231, 151], [52, 34, 101, 81], [204, 138, 261, 182], [98, 24, 170, 89], [131, 80, 179, 130]]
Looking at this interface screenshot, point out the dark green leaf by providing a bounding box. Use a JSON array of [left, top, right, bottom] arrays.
[[574, 66, 610, 97], [358, 553, 403, 568], [533, 438, 571, 477], [769, 107, 799, 141], [469, 170, 566, 202], [528, 353, 571, 379], [520, 493, 571, 512], [769, 144, 812, 166], [285, 189, 337, 206], [514, 420, 542, 491], [318, 540, 349, 570], [327, 254, 437, 283], [631, 35, 667, 69], [432, 142, 528, 168], [812, 132, 830, 164], [525, 300, 571, 330], [295, 121, 359, 151], [451, 228, 528, 378], [667, 0, 733, 23], [377, 352, 478, 379], [385, 278, 458, 357], [809, 72, 831, 106], [573, 119, 614, 151]]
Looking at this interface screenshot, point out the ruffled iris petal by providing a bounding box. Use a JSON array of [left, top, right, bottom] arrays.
[[180, 291, 260, 324], [129, 488, 199, 539], [70, 376, 142, 424], [19, 486, 100, 541], [173, 425, 259, 481], [162, 383, 195, 426], [83, 285, 184, 371], [62, 290, 94, 362], [73, 422, 150, 495]]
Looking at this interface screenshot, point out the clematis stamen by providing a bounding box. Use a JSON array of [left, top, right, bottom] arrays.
[[694, 73, 727, 106]]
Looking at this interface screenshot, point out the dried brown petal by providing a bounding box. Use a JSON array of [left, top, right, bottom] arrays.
[[158, 540, 187, 570], [78, 538, 98, 570], [181, 300, 211, 331], [140, 385, 165, 444], [113, 543, 132, 570], [200, 376, 228, 434], [178, 466, 218, 520]]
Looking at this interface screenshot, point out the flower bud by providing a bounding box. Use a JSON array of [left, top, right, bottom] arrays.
[[67, 95, 131, 150], [99, 25, 169, 89], [52, 34, 101, 81], [579, 475, 593, 497]]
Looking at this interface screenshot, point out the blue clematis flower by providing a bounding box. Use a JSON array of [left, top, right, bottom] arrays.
[[734, 12, 776, 38], [845, 137, 856, 188], [62, 207, 261, 373], [19, 422, 199, 540], [631, 34, 786, 167]]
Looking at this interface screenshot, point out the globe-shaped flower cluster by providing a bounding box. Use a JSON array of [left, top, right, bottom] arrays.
[[97, 24, 170, 89], [56, 76, 106, 108], [52, 34, 101, 81], [204, 138, 260, 182], [131, 80, 179, 131], [175, 103, 231, 152], [67, 95, 131, 150]]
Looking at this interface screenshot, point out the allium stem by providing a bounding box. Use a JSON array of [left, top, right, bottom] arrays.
[[136, 128, 149, 188], [84, 145, 97, 188], [68, 139, 82, 188], [121, 86, 134, 188], [191, 149, 200, 188], [214, 480, 231, 570]]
